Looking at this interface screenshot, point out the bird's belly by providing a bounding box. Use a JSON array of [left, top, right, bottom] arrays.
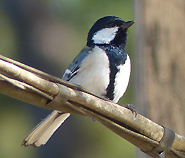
[[70, 67, 110, 96], [69, 47, 110, 97]]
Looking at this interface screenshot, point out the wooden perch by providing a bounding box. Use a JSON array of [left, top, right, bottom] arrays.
[[0, 54, 185, 158]]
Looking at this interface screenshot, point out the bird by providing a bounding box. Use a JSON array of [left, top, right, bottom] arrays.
[[22, 16, 134, 147]]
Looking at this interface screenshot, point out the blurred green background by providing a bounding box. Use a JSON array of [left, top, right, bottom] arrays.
[[0, 0, 135, 157]]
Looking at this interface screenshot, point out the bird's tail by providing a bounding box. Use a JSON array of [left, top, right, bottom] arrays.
[[22, 111, 70, 147]]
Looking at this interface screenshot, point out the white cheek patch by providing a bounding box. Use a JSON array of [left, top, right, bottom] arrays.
[[92, 27, 118, 44]]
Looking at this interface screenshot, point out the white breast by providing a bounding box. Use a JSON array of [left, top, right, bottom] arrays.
[[113, 54, 131, 103], [69, 46, 110, 96]]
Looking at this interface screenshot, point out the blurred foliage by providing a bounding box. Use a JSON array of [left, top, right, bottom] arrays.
[[0, 8, 18, 58], [0, 0, 135, 157], [0, 97, 36, 158]]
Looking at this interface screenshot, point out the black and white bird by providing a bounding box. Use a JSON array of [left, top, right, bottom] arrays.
[[22, 16, 134, 147]]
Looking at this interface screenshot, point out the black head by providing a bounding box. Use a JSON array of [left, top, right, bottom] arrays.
[[87, 16, 134, 47]]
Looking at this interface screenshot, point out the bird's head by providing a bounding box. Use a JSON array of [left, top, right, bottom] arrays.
[[87, 16, 134, 47]]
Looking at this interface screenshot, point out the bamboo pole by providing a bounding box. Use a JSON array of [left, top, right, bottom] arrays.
[[0, 55, 184, 157]]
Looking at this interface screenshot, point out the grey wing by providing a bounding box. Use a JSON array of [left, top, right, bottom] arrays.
[[62, 46, 92, 81]]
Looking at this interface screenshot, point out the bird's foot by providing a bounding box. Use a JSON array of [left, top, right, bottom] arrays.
[[123, 104, 137, 117]]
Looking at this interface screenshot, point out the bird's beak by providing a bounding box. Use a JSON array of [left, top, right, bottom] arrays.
[[124, 21, 135, 29]]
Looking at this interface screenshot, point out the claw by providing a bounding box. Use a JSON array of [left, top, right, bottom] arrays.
[[124, 104, 137, 117]]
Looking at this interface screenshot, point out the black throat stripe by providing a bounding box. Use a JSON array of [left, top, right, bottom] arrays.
[[98, 45, 127, 101], [106, 61, 119, 100]]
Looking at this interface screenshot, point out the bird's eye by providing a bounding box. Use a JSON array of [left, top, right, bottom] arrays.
[[107, 22, 114, 27]]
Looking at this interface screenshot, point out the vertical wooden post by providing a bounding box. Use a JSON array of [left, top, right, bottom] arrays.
[[135, 0, 185, 157], [134, 0, 150, 157]]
